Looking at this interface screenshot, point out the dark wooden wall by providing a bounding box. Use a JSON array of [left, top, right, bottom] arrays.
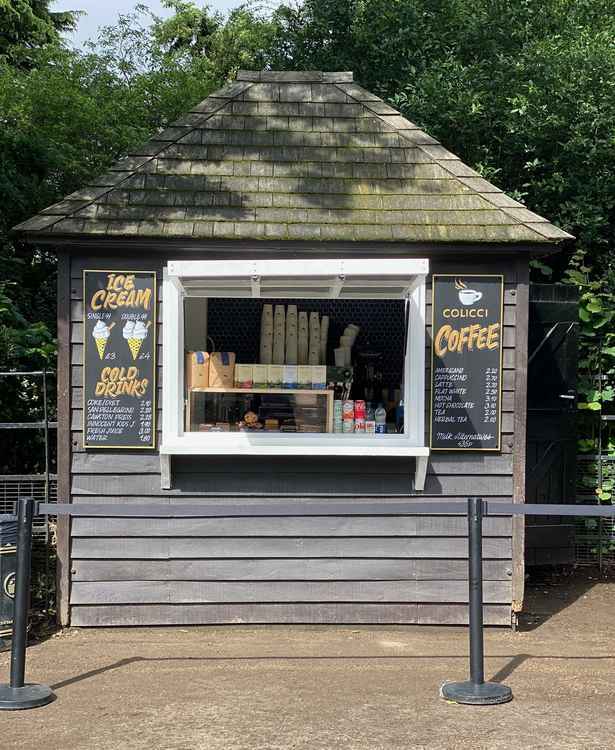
[[61, 248, 526, 627]]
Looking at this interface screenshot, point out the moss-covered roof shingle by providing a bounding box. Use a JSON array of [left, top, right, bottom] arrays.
[[13, 70, 573, 245]]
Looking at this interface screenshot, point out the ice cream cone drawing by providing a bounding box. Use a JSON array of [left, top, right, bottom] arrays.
[[92, 321, 115, 359], [123, 320, 151, 360]]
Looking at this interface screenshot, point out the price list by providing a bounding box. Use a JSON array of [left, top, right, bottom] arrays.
[[430, 275, 503, 451], [83, 270, 157, 449]]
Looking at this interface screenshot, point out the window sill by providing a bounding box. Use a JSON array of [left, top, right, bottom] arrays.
[[161, 434, 428, 456]]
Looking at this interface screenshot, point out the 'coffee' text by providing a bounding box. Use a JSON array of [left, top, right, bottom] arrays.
[[434, 323, 500, 356]]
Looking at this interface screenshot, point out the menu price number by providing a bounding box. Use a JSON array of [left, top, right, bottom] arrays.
[[483, 367, 499, 424]]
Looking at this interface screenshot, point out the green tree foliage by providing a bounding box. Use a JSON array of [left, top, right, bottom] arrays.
[[0, 0, 76, 68]]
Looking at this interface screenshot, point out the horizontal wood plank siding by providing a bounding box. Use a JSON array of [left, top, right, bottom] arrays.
[[70, 603, 512, 626], [72, 558, 511, 582], [71, 515, 512, 537], [70, 580, 511, 605], [66, 252, 520, 627], [70, 472, 514, 496], [70, 537, 512, 559]]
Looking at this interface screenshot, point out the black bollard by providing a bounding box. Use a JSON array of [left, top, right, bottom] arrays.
[[0, 497, 55, 710], [440, 497, 513, 705]]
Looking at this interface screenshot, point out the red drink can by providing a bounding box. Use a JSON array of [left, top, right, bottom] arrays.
[[354, 418, 366, 433], [354, 400, 366, 418]]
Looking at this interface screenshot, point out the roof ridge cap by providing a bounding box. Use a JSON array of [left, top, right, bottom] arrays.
[[33, 81, 254, 233], [237, 70, 353, 83]]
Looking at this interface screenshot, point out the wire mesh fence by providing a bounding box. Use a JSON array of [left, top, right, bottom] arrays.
[[0, 475, 57, 537], [575, 455, 615, 566]]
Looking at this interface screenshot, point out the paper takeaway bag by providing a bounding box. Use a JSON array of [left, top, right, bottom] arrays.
[[208, 352, 236, 387], [186, 351, 209, 389]]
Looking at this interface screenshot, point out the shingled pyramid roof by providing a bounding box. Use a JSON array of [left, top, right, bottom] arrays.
[[14, 70, 573, 245]]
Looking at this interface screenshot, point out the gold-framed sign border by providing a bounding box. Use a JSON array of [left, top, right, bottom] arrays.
[[82, 269, 157, 450], [429, 273, 504, 452]]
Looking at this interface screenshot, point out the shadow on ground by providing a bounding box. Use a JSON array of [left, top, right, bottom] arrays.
[[518, 565, 614, 630]]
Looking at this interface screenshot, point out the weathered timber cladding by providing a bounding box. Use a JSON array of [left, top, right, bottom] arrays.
[[66, 250, 521, 627]]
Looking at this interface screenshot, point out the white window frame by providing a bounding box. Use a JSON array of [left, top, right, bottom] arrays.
[[161, 258, 430, 488]]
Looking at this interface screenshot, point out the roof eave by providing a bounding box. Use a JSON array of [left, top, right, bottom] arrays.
[[14, 232, 573, 257]]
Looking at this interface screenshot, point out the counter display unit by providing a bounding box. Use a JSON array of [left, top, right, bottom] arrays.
[[186, 387, 334, 434]]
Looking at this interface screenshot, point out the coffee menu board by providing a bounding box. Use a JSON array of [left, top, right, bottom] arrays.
[[83, 271, 156, 449], [430, 275, 503, 451]]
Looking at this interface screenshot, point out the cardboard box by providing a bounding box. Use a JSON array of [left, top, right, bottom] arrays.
[[186, 351, 209, 389], [208, 352, 236, 388], [268, 364, 283, 388], [297, 365, 312, 389], [311, 365, 327, 389], [234, 364, 253, 388], [252, 364, 268, 389], [283, 365, 298, 389]]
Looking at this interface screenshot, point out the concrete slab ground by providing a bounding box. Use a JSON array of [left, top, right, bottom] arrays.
[[1, 570, 614, 750]]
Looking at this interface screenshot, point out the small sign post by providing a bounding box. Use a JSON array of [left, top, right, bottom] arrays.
[[430, 274, 504, 451], [83, 271, 156, 449]]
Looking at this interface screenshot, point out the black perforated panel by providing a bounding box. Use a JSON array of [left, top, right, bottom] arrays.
[[205, 298, 405, 390]]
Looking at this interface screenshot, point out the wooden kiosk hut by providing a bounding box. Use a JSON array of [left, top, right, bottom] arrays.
[[14, 70, 573, 628]]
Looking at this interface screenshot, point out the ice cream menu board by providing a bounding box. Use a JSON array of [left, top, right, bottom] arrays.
[[430, 275, 503, 451], [83, 271, 156, 448]]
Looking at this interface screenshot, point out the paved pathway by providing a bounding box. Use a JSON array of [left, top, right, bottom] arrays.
[[1, 572, 613, 749]]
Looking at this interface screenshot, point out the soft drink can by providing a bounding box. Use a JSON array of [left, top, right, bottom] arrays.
[[354, 400, 366, 418], [342, 400, 354, 419], [342, 419, 354, 433], [354, 418, 366, 433]]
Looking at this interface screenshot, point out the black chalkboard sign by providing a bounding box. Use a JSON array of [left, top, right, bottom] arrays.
[[83, 271, 156, 449], [430, 275, 503, 451]]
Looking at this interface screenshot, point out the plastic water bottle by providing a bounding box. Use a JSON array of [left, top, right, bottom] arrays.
[[375, 403, 387, 434]]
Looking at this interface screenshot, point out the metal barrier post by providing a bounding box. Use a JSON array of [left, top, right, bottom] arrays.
[[441, 497, 513, 705], [0, 497, 55, 710]]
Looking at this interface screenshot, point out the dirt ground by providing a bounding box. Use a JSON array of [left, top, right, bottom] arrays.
[[1, 569, 614, 750]]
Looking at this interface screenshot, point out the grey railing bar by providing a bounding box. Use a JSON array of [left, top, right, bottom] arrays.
[[38, 500, 470, 517], [37, 500, 615, 518], [485, 502, 615, 517]]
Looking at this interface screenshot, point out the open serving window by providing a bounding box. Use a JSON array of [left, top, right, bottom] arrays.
[[161, 258, 429, 488]]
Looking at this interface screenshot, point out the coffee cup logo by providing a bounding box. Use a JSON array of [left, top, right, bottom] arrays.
[[3, 572, 15, 599], [455, 279, 482, 306]]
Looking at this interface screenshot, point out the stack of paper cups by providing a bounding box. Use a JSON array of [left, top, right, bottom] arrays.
[[319, 315, 329, 365], [308, 312, 320, 365], [286, 304, 298, 364], [298, 312, 309, 365], [260, 304, 273, 364], [273, 305, 286, 364]]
